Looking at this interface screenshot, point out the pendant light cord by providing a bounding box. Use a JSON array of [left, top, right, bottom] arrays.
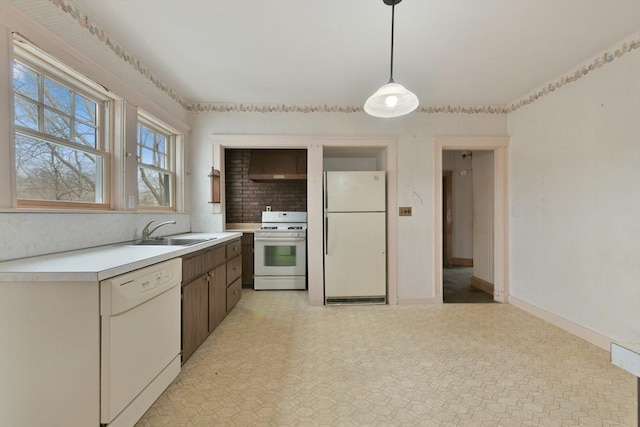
[[389, 1, 395, 83]]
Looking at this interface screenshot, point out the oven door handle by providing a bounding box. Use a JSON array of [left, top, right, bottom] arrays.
[[254, 237, 305, 243]]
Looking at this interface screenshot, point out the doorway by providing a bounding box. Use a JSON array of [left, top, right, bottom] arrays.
[[433, 136, 509, 304], [442, 150, 495, 303]]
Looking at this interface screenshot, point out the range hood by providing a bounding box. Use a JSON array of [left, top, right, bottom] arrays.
[[248, 149, 307, 181]]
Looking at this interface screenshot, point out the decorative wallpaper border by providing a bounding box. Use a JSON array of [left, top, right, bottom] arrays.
[[50, 0, 190, 109], [51, 0, 638, 115], [187, 103, 510, 114], [506, 38, 640, 112]]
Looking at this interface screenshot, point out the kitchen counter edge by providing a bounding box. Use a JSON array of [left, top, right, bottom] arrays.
[[0, 232, 242, 283]]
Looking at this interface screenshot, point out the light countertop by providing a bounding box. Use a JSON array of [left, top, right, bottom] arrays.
[[0, 232, 241, 282]]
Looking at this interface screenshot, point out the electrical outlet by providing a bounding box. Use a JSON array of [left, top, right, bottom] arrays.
[[399, 207, 412, 216]]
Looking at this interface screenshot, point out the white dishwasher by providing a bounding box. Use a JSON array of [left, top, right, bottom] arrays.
[[100, 258, 182, 427]]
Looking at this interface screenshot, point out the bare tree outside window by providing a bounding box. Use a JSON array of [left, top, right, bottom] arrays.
[[137, 122, 173, 207], [13, 60, 105, 204]]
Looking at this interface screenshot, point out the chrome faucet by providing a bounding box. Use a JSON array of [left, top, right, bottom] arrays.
[[141, 219, 177, 240]]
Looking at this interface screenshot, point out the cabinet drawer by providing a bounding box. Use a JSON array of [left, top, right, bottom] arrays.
[[182, 254, 204, 283], [205, 246, 226, 269], [182, 246, 226, 283], [226, 255, 242, 285], [226, 239, 241, 260], [226, 278, 241, 311]]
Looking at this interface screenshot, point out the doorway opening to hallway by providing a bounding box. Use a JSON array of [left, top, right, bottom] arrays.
[[433, 137, 509, 304], [442, 150, 495, 303]]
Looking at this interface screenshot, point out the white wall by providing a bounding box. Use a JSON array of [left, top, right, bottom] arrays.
[[508, 43, 640, 345], [187, 112, 507, 301]]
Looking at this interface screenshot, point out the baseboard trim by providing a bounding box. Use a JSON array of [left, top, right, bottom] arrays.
[[450, 257, 473, 267], [470, 276, 494, 295], [397, 296, 439, 304], [509, 296, 611, 351]]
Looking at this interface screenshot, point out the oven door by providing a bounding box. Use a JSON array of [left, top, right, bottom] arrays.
[[254, 236, 306, 276]]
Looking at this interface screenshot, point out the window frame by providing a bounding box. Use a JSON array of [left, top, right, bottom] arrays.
[[135, 112, 177, 211], [12, 38, 114, 210]]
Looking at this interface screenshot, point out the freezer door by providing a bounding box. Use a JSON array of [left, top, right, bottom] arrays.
[[325, 171, 386, 212], [324, 212, 386, 298]]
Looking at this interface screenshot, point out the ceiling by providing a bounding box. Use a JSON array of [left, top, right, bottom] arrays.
[[59, 1, 640, 108]]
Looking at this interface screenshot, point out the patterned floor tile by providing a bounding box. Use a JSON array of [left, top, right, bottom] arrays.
[[135, 290, 637, 426]]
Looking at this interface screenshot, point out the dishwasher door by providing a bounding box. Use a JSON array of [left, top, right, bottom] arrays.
[[100, 258, 182, 425]]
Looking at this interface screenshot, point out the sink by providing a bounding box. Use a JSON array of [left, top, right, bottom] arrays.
[[133, 237, 215, 246]]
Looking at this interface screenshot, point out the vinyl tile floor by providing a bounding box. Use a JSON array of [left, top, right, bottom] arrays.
[[136, 290, 637, 426]]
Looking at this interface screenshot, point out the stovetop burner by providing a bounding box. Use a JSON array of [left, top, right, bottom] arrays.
[[261, 226, 278, 230], [288, 226, 303, 230]]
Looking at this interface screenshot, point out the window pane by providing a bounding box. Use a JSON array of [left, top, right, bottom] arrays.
[[75, 93, 97, 124], [43, 77, 71, 113], [14, 96, 39, 130], [137, 125, 167, 168], [138, 125, 153, 148], [13, 61, 38, 100], [155, 136, 166, 168], [75, 122, 97, 148], [138, 166, 170, 206], [15, 133, 101, 202], [44, 108, 71, 139]]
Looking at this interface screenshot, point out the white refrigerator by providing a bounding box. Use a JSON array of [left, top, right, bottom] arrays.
[[324, 171, 386, 303]]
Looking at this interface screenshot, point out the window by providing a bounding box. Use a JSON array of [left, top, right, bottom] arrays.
[[12, 42, 111, 209], [136, 115, 175, 209]]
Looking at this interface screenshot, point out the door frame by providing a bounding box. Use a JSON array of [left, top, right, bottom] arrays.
[[433, 136, 509, 303]]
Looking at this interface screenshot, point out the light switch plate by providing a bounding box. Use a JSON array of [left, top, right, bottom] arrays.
[[399, 207, 412, 216]]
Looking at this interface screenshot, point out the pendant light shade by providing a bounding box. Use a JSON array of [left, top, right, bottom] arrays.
[[364, 82, 419, 118], [364, 0, 419, 118]]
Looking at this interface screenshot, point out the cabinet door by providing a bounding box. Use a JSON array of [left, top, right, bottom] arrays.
[[182, 276, 208, 364], [227, 278, 242, 311], [208, 264, 227, 332]]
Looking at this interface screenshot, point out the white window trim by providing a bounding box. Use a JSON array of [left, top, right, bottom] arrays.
[[135, 110, 181, 211], [12, 37, 116, 210]]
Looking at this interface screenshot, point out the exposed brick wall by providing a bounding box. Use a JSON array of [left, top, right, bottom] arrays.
[[225, 149, 307, 223]]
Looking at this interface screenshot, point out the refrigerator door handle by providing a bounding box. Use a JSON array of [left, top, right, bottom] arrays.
[[324, 214, 328, 255], [323, 172, 328, 211]]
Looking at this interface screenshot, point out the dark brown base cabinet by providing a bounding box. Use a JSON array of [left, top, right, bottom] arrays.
[[241, 232, 254, 287], [181, 238, 241, 364]]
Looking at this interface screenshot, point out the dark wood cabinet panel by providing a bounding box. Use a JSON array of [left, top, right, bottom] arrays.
[[241, 232, 254, 287], [226, 239, 241, 259], [181, 238, 242, 365], [182, 275, 208, 363], [247, 149, 307, 180], [227, 278, 242, 311], [182, 245, 225, 284], [226, 256, 242, 285], [208, 264, 227, 332]]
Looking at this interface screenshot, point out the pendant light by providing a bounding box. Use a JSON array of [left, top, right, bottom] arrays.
[[364, 0, 419, 118]]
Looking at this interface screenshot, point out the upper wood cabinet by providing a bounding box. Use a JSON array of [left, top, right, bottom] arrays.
[[247, 149, 307, 181]]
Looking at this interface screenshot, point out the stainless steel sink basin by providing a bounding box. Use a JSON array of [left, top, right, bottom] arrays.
[[133, 237, 215, 246]]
